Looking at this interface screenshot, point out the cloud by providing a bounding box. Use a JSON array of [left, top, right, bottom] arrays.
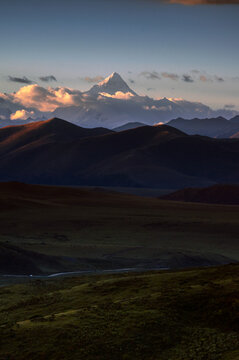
[[161, 0, 239, 4], [190, 71, 225, 83], [10, 109, 35, 120], [39, 75, 57, 82], [161, 72, 179, 81], [140, 71, 161, 80], [100, 91, 135, 100], [167, 97, 184, 101], [215, 76, 224, 82], [84, 76, 104, 83], [224, 104, 235, 109], [182, 74, 194, 83], [2, 84, 83, 112], [0, 75, 237, 127], [191, 69, 201, 74], [199, 75, 212, 82], [8, 76, 33, 84]]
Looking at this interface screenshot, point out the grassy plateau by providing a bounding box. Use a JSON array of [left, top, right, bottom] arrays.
[[0, 183, 239, 359], [0, 264, 239, 359]]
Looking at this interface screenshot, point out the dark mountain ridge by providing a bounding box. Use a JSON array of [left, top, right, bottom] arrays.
[[1, 118, 239, 188], [160, 184, 239, 205], [0, 117, 112, 156]]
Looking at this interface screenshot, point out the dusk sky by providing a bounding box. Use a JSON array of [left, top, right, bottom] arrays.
[[1, 0, 239, 110]]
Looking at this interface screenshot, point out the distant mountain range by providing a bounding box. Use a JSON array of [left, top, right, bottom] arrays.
[[113, 122, 146, 132], [1, 117, 239, 188], [0, 72, 238, 129], [167, 115, 239, 138]]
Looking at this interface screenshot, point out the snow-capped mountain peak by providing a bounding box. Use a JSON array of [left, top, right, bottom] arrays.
[[97, 72, 120, 85], [87, 72, 137, 96]]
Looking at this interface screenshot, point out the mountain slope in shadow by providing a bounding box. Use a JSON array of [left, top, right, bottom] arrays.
[[0, 117, 112, 155], [160, 184, 239, 205], [1, 118, 239, 188]]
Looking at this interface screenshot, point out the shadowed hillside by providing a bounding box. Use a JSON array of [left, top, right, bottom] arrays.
[[0, 117, 112, 155], [0, 242, 86, 275], [1, 118, 239, 188], [160, 184, 239, 205]]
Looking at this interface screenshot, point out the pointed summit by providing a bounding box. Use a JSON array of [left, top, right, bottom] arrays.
[[97, 72, 122, 86], [88, 72, 137, 96]]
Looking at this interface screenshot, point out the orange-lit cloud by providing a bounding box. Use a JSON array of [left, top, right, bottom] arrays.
[[10, 109, 35, 120], [161, 72, 179, 81], [0, 84, 136, 116], [1, 84, 83, 112], [166, 0, 239, 4], [199, 75, 212, 82], [167, 97, 184, 101]]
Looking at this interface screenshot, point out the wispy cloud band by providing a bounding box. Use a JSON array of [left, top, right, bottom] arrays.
[[39, 75, 57, 82], [8, 76, 33, 84], [84, 76, 104, 83], [155, 0, 239, 4]]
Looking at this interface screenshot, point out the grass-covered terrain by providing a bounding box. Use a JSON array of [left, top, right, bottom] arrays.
[[0, 182, 239, 275], [0, 264, 239, 359]]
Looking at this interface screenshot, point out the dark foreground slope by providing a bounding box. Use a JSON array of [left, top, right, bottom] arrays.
[[161, 184, 239, 205], [0, 182, 238, 276], [1, 118, 239, 188], [0, 264, 239, 360], [0, 243, 73, 275]]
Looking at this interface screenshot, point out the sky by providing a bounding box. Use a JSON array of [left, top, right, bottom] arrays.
[[0, 0, 239, 110]]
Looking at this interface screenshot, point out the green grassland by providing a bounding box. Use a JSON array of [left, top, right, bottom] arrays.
[[0, 264, 239, 359]]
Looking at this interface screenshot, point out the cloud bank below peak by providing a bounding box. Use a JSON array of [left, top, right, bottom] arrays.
[[0, 73, 238, 128]]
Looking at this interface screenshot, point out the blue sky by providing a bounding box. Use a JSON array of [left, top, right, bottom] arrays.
[[0, 0, 239, 109]]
